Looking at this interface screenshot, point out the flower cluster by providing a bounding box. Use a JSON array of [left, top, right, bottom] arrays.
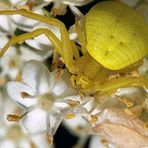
[[0, 0, 148, 148]]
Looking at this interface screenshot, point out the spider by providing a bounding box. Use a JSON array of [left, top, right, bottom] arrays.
[[0, 1, 148, 97]]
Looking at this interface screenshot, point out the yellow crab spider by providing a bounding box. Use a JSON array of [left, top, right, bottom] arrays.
[[0, 1, 148, 96]]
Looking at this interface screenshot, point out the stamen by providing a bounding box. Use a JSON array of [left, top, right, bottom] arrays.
[[65, 113, 75, 119], [51, 4, 67, 16], [100, 138, 109, 146], [16, 5, 30, 11], [8, 60, 16, 68], [26, 0, 34, 10], [79, 92, 84, 100], [144, 122, 148, 129], [46, 133, 54, 145], [67, 99, 80, 107], [0, 76, 7, 86], [124, 108, 134, 116], [30, 142, 36, 148], [55, 68, 64, 80], [117, 96, 134, 108], [15, 71, 22, 81], [89, 115, 98, 124], [7, 114, 21, 122], [20, 92, 30, 98], [123, 98, 134, 108], [76, 126, 84, 133]]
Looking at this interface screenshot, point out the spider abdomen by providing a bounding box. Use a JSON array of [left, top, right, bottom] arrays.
[[85, 1, 148, 70]]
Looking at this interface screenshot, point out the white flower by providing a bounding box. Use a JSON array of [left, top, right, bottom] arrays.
[[6, 60, 96, 144], [0, 35, 52, 84], [0, 89, 24, 126], [0, 0, 48, 35], [28, 15, 84, 52], [0, 88, 35, 148], [0, 124, 34, 148], [31, 132, 53, 148], [0, 0, 55, 52], [0, 36, 21, 82], [43, 0, 95, 17], [63, 96, 95, 134], [7, 60, 99, 147]]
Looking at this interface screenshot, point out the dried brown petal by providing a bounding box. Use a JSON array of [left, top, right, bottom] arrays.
[[97, 108, 148, 136], [92, 122, 148, 148]]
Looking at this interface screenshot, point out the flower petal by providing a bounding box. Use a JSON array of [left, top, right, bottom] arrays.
[[0, 16, 16, 35], [7, 82, 37, 108], [21, 108, 47, 134], [50, 69, 77, 97], [0, 139, 15, 148], [63, 114, 88, 136], [31, 133, 52, 148], [25, 38, 53, 53], [10, 9, 44, 32], [19, 45, 52, 61], [18, 139, 32, 148], [48, 110, 64, 135], [57, 0, 95, 6], [22, 60, 50, 94], [89, 135, 115, 148], [33, 23, 61, 46]]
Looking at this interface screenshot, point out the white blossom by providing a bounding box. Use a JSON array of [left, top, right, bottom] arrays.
[[7, 60, 105, 147], [0, 1, 45, 35], [43, 0, 95, 17], [89, 135, 116, 148], [6, 60, 97, 145]]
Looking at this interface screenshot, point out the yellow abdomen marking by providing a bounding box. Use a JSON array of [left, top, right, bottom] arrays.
[[85, 1, 148, 70]]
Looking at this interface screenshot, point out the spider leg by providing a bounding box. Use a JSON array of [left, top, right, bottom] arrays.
[[0, 9, 66, 29], [75, 17, 87, 55], [0, 28, 62, 57], [0, 28, 77, 72], [71, 40, 80, 60], [82, 76, 148, 96], [0, 9, 78, 72]]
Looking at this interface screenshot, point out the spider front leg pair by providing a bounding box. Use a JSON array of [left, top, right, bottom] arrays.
[[81, 74, 148, 96], [0, 9, 78, 73]]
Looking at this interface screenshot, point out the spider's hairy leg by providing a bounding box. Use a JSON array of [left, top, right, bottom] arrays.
[[71, 40, 80, 60], [0, 28, 63, 57], [82, 76, 148, 96], [0, 9, 78, 72], [75, 18, 87, 55]]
